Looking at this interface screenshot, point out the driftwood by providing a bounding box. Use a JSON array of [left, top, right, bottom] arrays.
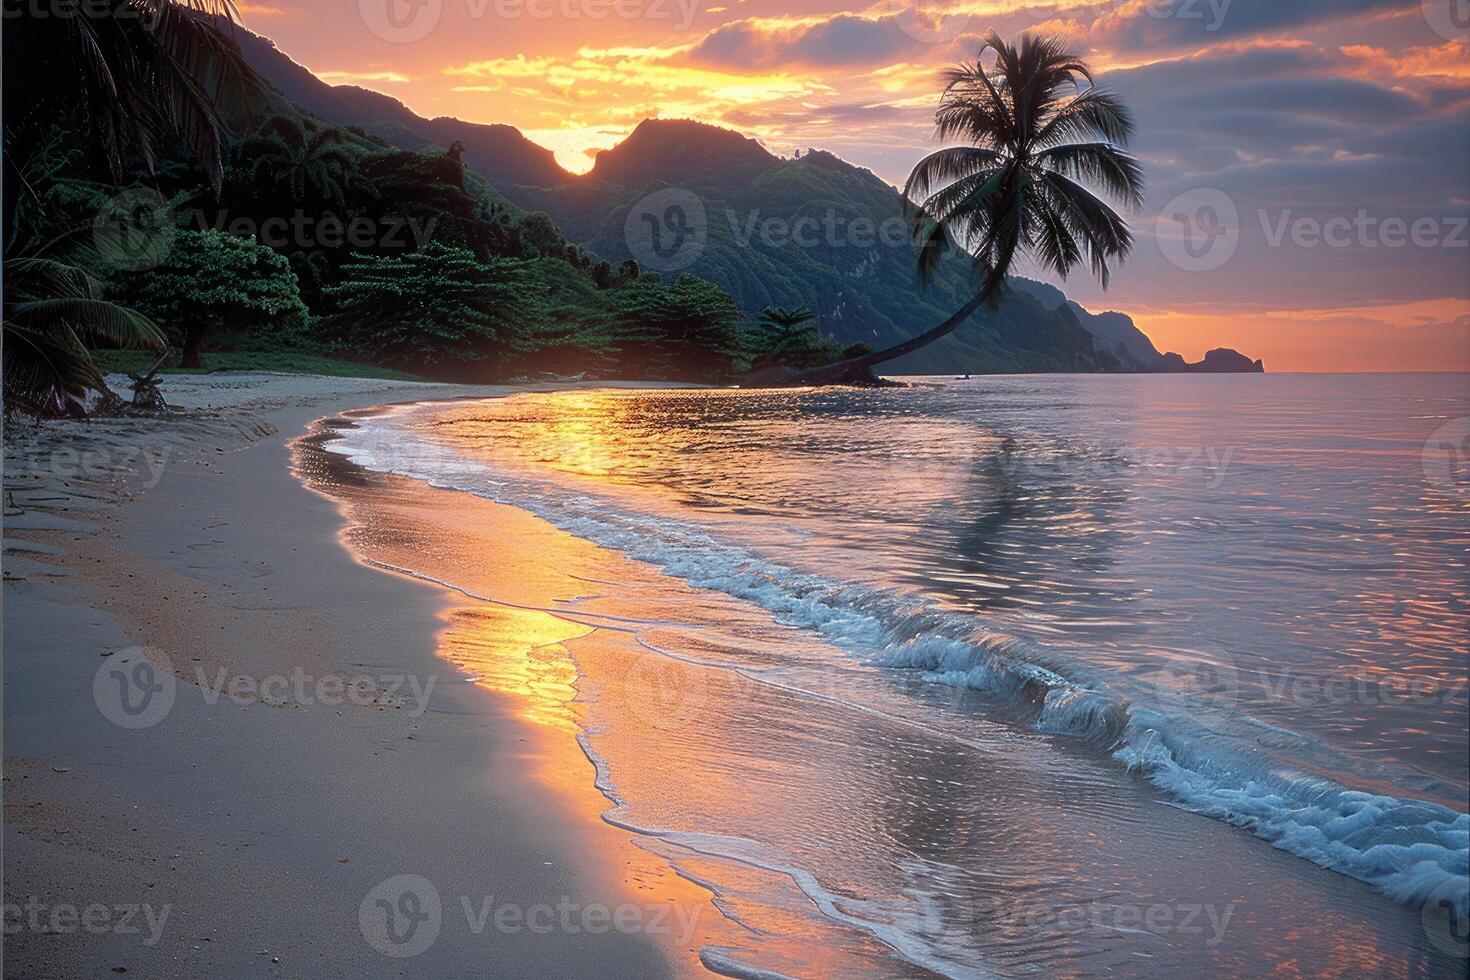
[[126, 350, 173, 410]]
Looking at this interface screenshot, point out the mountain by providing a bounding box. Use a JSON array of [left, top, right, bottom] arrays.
[[505, 120, 1139, 374], [227, 25, 570, 190], [588, 119, 773, 188], [230, 30, 1262, 375], [1007, 280, 1261, 372], [1009, 279, 1164, 370], [1161, 348, 1266, 373]]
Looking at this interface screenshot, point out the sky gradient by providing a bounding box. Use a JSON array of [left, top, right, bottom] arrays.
[[242, 0, 1470, 370]]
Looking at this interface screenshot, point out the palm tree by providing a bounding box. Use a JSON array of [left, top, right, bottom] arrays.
[[3, 247, 167, 416], [758, 305, 818, 331], [774, 31, 1143, 386], [748, 305, 833, 370], [241, 116, 368, 211], [4, 0, 257, 201]]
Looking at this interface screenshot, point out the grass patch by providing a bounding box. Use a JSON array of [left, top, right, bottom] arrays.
[[93, 349, 424, 381]]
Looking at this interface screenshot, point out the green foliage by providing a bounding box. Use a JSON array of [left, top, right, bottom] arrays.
[[746, 305, 841, 371], [2, 0, 258, 208], [320, 242, 537, 367], [2, 151, 167, 415], [3, 249, 166, 416], [111, 229, 308, 366], [605, 275, 745, 380], [3, 35, 762, 400], [239, 116, 372, 211], [515, 211, 565, 258]]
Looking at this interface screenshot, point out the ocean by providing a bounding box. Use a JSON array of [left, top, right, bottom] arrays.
[[326, 373, 1469, 976]]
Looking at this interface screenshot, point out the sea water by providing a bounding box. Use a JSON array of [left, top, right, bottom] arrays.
[[329, 373, 1469, 976]]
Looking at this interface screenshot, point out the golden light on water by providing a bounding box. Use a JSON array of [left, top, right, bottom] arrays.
[[440, 605, 591, 734]]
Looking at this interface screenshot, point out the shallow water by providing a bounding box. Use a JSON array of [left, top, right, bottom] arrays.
[[328, 374, 1469, 976]]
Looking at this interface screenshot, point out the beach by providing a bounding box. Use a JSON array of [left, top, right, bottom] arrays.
[[5, 372, 1467, 977], [2, 374, 713, 977]]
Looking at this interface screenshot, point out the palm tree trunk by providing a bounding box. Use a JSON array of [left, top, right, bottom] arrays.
[[745, 283, 996, 387]]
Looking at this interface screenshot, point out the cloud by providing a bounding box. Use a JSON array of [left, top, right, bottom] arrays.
[[317, 70, 413, 84], [1092, 0, 1411, 52], [686, 14, 921, 69], [234, 1, 287, 16]]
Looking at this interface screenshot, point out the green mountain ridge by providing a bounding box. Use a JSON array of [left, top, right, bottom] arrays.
[[504, 121, 1145, 374]]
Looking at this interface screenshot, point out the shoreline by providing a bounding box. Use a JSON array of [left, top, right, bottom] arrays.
[[308, 383, 1469, 977], [3, 373, 709, 977], [8, 373, 1467, 976], [291, 405, 924, 977]]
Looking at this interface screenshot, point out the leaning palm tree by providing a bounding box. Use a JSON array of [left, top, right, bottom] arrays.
[[777, 31, 1143, 385]]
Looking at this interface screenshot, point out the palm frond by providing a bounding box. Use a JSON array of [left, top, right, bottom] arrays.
[[1035, 143, 1145, 209]]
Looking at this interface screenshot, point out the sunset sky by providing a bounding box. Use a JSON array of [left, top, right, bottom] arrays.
[[241, 0, 1470, 370]]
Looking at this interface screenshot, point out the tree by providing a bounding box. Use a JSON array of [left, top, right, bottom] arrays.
[[320, 242, 536, 368], [746, 305, 840, 371], [608, 275, 744, 380], [516, 211, 566, 259], [239, 116, 368, 211], [769, 32, 1142, 386], [114, 229, 308, 368], [3, 1, 257, 201], [591, 260, 617, 289]]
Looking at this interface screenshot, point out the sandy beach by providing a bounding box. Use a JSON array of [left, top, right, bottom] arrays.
[[7, 373, 1467, 977], [3, 374, 713, 977]]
